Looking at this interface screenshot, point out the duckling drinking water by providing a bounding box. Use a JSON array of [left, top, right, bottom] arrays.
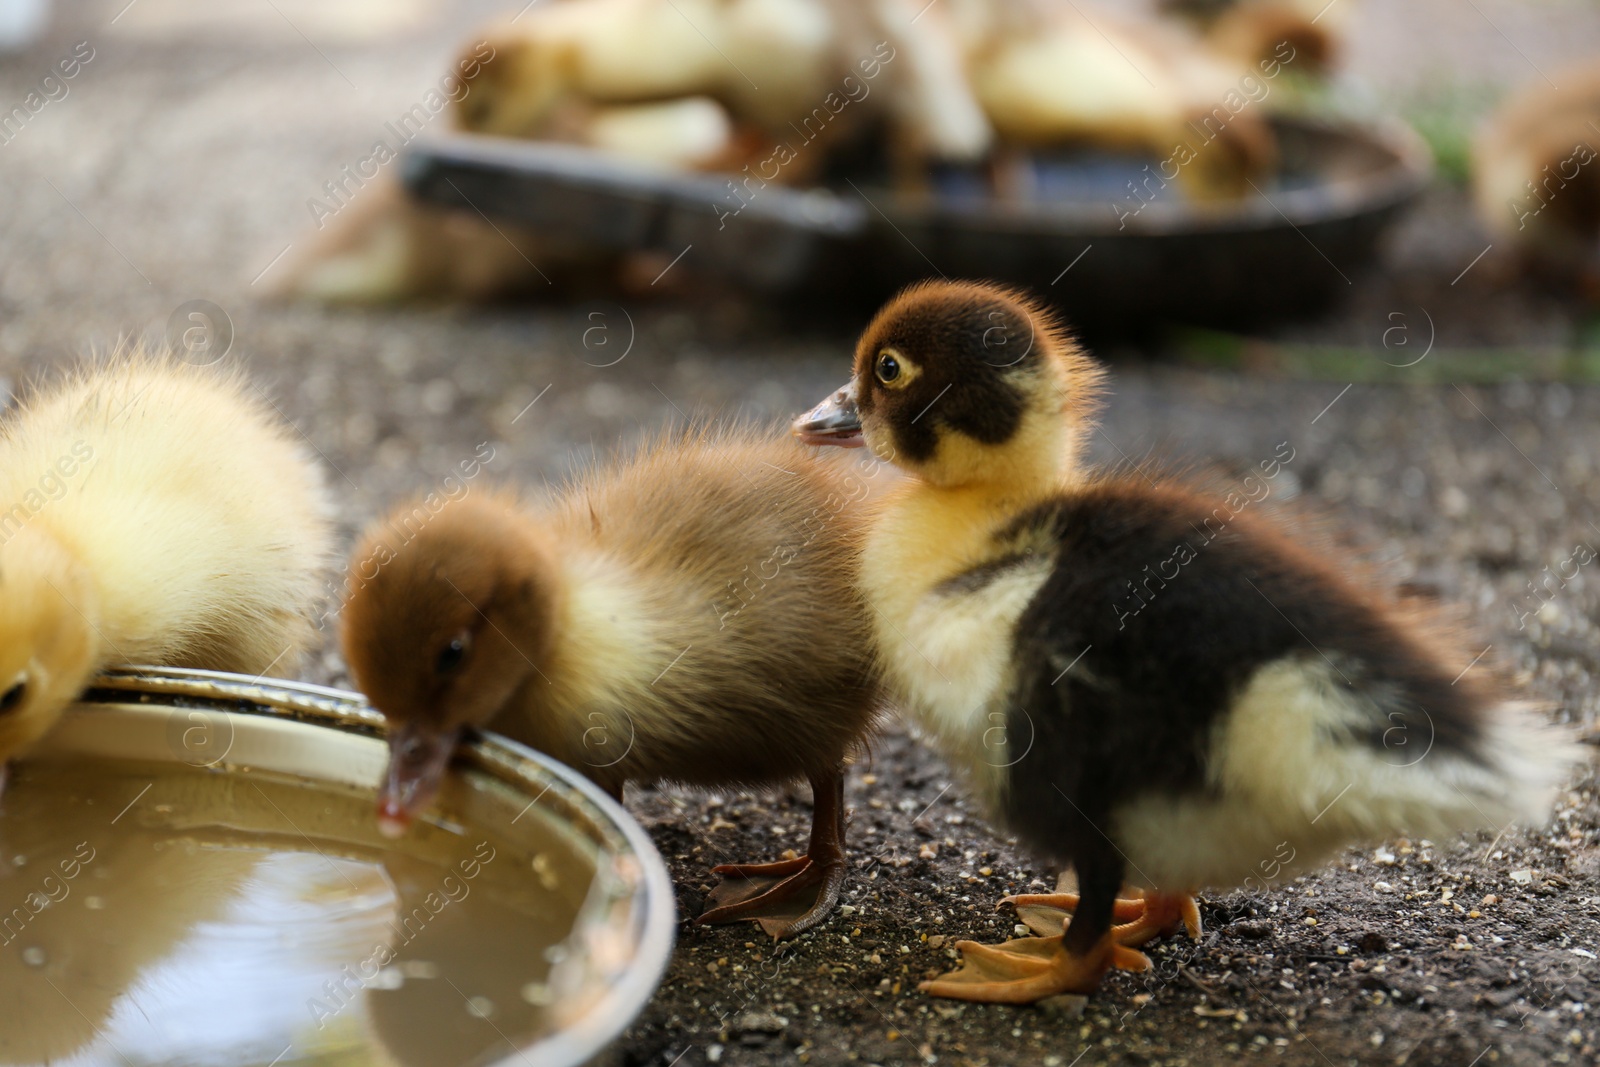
[[794, 281, 1580, 1001], [0, 351, 333, 788], [339, 425, 882, 938]]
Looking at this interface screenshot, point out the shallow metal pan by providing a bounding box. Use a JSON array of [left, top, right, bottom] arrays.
[[3, 666, 674, 1067]]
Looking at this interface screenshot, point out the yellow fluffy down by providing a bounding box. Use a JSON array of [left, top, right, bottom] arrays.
[[0, 348, 333, 759], [1114, 657, 1584, 892]]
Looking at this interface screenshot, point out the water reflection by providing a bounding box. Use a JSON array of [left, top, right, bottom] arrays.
[[0, 761, 592, 1066]]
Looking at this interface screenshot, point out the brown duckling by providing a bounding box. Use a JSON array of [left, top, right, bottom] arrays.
[[1473, 65, 1600, 298], [793, 281, 1580, 1001], [339, 425, 883, 938]]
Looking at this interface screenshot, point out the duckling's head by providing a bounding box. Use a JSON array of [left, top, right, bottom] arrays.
[[339, 492, 559, 838], [0, 526, 101, 775], [452, 25, 569, 138], [795, 281, 1106, 491]]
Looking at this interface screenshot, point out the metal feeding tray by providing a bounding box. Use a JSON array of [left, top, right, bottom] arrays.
[[401, 115, 1431, 331], [1, 667, 673, 1067]]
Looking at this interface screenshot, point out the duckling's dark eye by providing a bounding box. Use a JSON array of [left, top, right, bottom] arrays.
[[435, 634, 471, 676], [875, 349, 901, 384], [0, 679, 25, 716]]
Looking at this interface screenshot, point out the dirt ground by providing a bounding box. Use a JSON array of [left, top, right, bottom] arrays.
[[4, 2, 1600, 1066]]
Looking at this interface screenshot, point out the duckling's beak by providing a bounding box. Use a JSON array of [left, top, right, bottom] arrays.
[[377, 721, 460, 839], [793, 382, 864, 448]]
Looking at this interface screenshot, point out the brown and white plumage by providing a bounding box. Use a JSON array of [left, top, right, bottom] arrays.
[[340, 424, 885, 937]]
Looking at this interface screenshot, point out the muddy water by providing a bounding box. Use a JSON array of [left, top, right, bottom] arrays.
[[0, 758, 600, 1067]]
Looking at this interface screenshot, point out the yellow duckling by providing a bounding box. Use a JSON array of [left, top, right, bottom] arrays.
[[0, 351, 333, 786], [454, 0, 990, 162], [954, 1, 1284, 199]]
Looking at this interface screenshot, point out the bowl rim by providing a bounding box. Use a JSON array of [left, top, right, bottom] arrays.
[[403, 112, 1435, 241], [65, 665, 677, 1067], [859, 115, 1437, 236]]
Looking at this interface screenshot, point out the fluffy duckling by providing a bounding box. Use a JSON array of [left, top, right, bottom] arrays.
[[1159, 0, 1344, 74], [1472, 66, 1600, 297], [267, 177, 570, 305], [793, 281, 1579, 1002], [455, 0, 990, 165], [952, 2, 1281, 200], [270, 98, 746, 305], [339, 426, 882, 939], [0, 352, 332, 787], [456, 0, 832, 137]]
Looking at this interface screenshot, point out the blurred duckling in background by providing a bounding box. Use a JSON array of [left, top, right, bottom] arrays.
[[273, 0, 1333, 301], [794, 281, 1580, 1001], [1158, 0, 1346, 74], [270, 178, 562, 305], [952, 0, 1285, 200], [273, 96, 761, 304], [1473, 65, 1600, 299], [340, 426, 882, 938], [465, 0, 1292, 199], [455, 0, 990, 169], [271, 0, 989, 303], [0, 352, 332, 789]]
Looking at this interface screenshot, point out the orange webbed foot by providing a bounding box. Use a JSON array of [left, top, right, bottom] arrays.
[[919, 932, 1150, 1004], [1001, 891, 1148, 938], [1001, 890, 1201, 946], [1111, 891, 1203, 947]]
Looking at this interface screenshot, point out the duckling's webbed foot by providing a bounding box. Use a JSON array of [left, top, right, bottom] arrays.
[[695, 852, 846, 939], [1109, 891, 1203, 947], [923, 853, 1153, 1003], [695, 765, 847, 940], [1004, 891, 1147, 938], [1004, 889, 1202, 947], [919, 932, 1151, 1004]]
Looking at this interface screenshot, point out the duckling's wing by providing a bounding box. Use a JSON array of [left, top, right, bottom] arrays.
[[993, 482, 1578, 890]]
